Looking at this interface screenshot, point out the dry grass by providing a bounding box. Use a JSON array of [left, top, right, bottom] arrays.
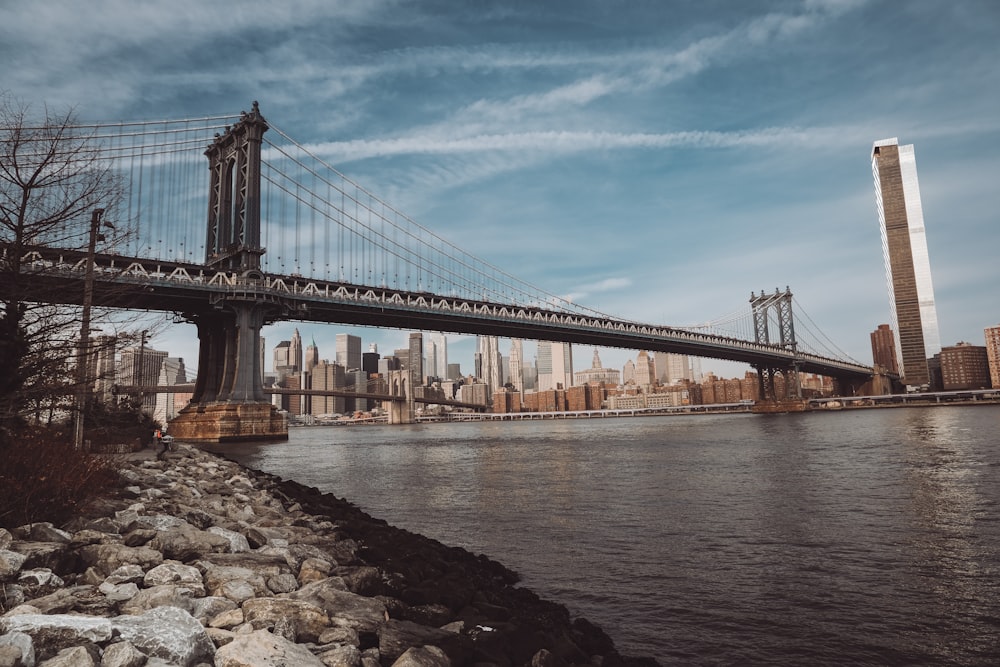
[[0, 426, 121, 530]]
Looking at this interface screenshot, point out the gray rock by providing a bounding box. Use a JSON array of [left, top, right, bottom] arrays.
[[283, 580, 385, 635], [0, 530, 12, 551], [112, 607, 215, 667], [202, 566, 266, 602], [143, 562, 205, 596], [0, 583, 25, 610], [14, 589, 78, 615], [205, 627, 236, 648], [378, 620, 456, 665], [68, 530, 112, 548], [6, 543, 69, 573], [25, 524, 71, 545], [78, 545, 162, 577], [189, 597, 237, 624], [205, 528, 249, 554], [17, 570, 63, 590], [98, 582, 139, 603], [317, 626, 360, 647], [318, 644, 362, 667], [121, 530, 156, 548], [119, 585, 195, 616], [0, 613, 112, 661], [99, 641, 147, 667], [390, 646, 451, 667], [207, 608, 244, 630], [298, 558, 333, 585], [0, 631, 34, 667], [213, 629, 325, 667], [40, 645, 96, 667], [0, 551, 27, 580], [241, 598, 329, 643], [103, 565, 145, 587], [82, 517, 119, 534], [265, 574, 298, 595], [149, 526, 229, 561]]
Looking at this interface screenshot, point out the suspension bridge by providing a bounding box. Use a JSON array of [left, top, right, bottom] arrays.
[[3, 102, 877, 441]]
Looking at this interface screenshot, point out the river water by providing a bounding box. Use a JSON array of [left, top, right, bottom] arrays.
[[213, 406, 1000, 665]]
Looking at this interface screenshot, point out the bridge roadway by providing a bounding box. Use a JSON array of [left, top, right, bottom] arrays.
[[8, 244, 875, 383], [116, 384, 487, 411]]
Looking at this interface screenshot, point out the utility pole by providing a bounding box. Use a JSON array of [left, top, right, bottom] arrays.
[[73, 208, 111, 449]]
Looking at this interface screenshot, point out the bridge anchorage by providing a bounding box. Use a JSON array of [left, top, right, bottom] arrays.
[[168, 103, 290, 442]]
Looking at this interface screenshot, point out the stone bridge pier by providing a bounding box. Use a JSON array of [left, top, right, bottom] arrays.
[[387, 369, 415, 424]]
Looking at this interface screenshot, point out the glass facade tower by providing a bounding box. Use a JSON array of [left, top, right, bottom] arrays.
[[872, 138, 941, 388]]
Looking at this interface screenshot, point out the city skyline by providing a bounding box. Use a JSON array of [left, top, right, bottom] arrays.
[[4, 2, 998, 375]]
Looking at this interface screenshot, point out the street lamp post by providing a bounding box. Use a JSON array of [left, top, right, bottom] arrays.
[[73, 208, 112, 449]]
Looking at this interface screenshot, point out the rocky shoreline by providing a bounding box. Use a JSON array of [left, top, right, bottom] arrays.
[[0, 444, 660, 667]]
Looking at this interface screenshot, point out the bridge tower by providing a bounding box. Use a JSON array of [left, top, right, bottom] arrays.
[[387, 369, 416, 424], [750, 287, 802, 402], [168, 103, 289, 442]]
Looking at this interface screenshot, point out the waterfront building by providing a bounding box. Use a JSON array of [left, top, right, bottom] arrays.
[[985, 325, 1000, 389], [872, 138, 942, 388], [939, 342, 991, 391], [574, 349, 621, 386], [870, 324, 899, 375], [460, 381, 490, 406]]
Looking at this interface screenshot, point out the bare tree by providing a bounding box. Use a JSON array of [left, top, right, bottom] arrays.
[[0, 93, 127, 435]]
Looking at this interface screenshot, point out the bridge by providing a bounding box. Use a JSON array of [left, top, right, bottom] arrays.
[[2, 102, 877, 442]]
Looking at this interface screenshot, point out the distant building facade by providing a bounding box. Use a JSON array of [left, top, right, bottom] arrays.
[[870, 323, 899, 375], [985, 325, 1000, 389], [939, 342, 991, 391]]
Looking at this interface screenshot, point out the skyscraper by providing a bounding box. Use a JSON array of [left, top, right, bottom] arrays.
[[429, 333, 448, 379], [335, 333, 362, 371], [509, 339, 524, 393], [872, 138, 941, 388], [408, 333, 423, 385], [478, 336, 502, 394], [869, 324, 899, 375], [289, 328, 303, 373]]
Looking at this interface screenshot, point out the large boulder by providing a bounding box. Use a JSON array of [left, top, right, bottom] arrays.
[[214, 629, 326, 667], [78, 544, 162, 577], [111, 606, 215, 667], [283, 578, 385, 635], [143, 561, 206, 596], [241, 598, 330, 643], [149, 524, 230, 561], [0, 613, 113, 661], [0, 631, 34, 667]]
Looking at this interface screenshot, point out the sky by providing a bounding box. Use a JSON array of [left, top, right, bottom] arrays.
[[3, 0, 999, 380]]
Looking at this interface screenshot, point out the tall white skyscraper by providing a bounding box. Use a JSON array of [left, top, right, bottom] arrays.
[[537, 341, 573, 391], [429, 333, 448, 379], [872, 138, 941, 387], [289, 328, 303, 372], [478, 336, 502, 394]]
